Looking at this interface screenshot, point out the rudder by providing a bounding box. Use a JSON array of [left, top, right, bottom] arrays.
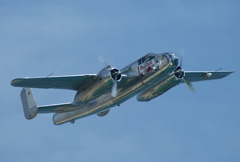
[[20, 88, 38, 119]]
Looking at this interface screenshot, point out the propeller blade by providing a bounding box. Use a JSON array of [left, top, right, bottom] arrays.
[[183, 77, 196, 93], [98, 56, 111, 69], [111, 80, 118, 97], [180, 49, 184, 67]]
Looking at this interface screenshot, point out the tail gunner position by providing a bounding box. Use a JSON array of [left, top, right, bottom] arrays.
[[11, 52, 233, 125]]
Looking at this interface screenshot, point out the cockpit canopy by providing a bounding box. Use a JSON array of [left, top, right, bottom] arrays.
[[138, 53, 156, 65]]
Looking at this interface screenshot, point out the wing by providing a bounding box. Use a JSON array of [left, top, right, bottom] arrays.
[[11, 74, 97, 91], [184, 71, 234, 82]]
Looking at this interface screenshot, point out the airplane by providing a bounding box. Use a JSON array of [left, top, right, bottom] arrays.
[[11, 52, 233, 125]]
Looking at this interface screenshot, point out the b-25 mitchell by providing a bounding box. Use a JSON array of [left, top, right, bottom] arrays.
[[11, 52, 233, 125]]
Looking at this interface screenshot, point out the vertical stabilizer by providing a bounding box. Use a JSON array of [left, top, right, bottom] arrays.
[[20, 88, 38, 119]]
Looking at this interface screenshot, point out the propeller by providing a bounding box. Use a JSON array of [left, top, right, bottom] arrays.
[[98, 56, 111, 70], [183, 77, 195, 93], [98, 56, 121, 97], [111, 78, 118, 98], [174, 51, 196, 93], [110, 69, 121, 97], [180, 49, 184, 67]]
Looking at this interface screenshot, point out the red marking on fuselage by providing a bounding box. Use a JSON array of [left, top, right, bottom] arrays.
[[138, 66, 146, 86], [140, 60, 152, 70], [146, 66, 153, 74]]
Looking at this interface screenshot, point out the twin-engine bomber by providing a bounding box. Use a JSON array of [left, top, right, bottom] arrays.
[[11, 52, 233, 125]]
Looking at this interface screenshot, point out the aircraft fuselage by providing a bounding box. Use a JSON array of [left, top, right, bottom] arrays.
[[53, 52, 179, 124]]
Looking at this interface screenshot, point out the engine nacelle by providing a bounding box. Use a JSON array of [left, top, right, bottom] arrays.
[[137, 73, 181, 101], [74, 66, 121, 104]]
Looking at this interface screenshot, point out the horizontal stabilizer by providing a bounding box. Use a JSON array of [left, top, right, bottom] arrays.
[[20, 88, 38, 119]]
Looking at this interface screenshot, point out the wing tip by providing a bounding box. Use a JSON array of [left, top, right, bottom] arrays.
[[11, 79, 19, 87], [224, 71, 235, 77], [11, 78, 27, 87]]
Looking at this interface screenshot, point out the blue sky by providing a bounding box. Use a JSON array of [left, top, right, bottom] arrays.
[[1, 0, 239, 162]]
